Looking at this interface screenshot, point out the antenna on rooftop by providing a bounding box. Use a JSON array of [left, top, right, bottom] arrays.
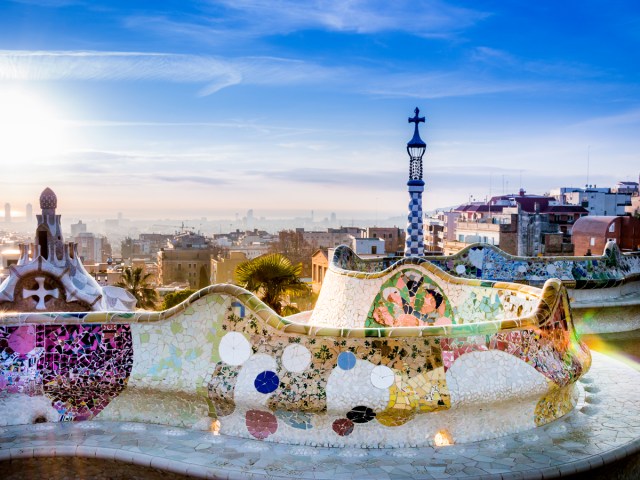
[[489, 173, 493, 218], [586, 145, 591, 187], [519, 170, 523, 190]]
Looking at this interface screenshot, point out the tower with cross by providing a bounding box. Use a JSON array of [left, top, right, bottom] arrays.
[[0, 187, 137, 312], [404, 107, 426, 257]]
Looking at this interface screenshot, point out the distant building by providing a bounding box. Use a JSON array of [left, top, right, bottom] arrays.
[[70, 220, 87, 237], [627, 196, 640, 217], [552, 186, 632, 216], [614, 181, 639, 196], [73, 231, 112, 264], [572, 216, 640, 255], [211, 251, 249, 284], [4, 203, 10, 223], [311, 249, 329, 293], [300, 227, 362, 249], [157, 232, 216, 289], [365, 227, 404, 254], [25, 203, 33, 223], [122, 233, 172, 260], [446, 190, 586, 256], [353, 237, 386, 255], [424, 217, 444, 253]]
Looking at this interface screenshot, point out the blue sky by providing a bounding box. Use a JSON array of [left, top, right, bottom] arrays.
[[0, 1, 639, 220]]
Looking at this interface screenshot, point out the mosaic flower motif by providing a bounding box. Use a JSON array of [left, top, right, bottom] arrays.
[[366, 269, 453, 328]]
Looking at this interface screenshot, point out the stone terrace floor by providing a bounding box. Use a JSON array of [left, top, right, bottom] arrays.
[[1, 351, 640, 480]]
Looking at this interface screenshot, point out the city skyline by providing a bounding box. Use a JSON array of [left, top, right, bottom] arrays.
[[1, 1, 639, 219]]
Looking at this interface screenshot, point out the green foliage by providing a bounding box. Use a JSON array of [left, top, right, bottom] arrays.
[[115, 266, 158, 310], [289, 290, 319, 312], [281, 304, 301, 316], [234, 253, 310, 315], [161, 289, 196, 310]]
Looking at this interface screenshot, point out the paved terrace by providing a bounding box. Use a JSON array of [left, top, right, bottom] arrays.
[[1, 351, 639, 479]]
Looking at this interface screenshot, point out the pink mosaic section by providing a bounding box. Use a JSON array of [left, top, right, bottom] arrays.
[[0, 324, 133, 421]]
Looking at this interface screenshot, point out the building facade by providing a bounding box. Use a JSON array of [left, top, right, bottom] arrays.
[[572, 216, 640, 255], [365, 227, 405, 254], [157, 232, 216, 289]]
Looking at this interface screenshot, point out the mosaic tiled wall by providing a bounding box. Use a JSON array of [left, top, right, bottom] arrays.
[[332, 242, 640, 288], [311, 259, 538, 329], [328, 243, 640, 334], [0, 281, 590, 447]]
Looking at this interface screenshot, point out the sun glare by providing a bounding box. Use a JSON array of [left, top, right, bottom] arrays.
[[0, 87, 68, 162]]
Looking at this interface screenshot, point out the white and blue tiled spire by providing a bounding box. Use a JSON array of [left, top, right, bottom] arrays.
[[404, 108, 426, 257]]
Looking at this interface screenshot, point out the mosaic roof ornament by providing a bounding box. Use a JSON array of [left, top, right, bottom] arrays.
[[39, 187, 57, 210], [0, 188, 136, 312]]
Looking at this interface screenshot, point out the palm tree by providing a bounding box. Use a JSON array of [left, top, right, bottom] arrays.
[[234, 253, 309, 315], [115, 266, 158, 310]]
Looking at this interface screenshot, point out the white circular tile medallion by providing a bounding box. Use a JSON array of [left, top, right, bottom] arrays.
[[281, 344, 312, 373], [219, 332, 252, 366], [370, 365, 396, 389]]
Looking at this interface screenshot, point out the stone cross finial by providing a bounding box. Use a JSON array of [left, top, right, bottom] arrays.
[[22, 276, 59, 310], [408, 107, 425, 126], [407, 107, 426, 147]]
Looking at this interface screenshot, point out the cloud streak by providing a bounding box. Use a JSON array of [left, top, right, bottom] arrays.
[[0, 49, 544, 100], [123, 0, 489, 43], [204, 0, 489, 37], [0, 50, 346, 96]]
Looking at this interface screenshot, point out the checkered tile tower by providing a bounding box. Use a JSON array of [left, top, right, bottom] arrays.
[[404, 108, 426, 257]]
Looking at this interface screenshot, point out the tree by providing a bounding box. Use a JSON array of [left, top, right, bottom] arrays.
[[121, 237, 134, 260], [161, 289, 196, 310], [269, 230, 314, 277], [234, 253, 310, 315], [115, 266, 158, 310]]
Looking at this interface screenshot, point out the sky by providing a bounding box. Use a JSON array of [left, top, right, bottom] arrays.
[[0, 0, 639, 221]]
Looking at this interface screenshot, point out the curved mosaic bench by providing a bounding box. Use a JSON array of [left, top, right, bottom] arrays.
[[331, 242, 640, 334], [1, 269, 590, 448]]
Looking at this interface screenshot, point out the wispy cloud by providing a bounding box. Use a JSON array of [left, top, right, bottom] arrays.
[[258, 167, 404, 189], [210, 0, 488, 37], [0, 50, 344, 96], [365, 71, 530, 99], [154, 174, 230, 186], [471, 46, 604, 80], [125, 0, 489, 41], [568, 108, 640, 128], [0, 49, 540, 100], [0, 50, 242, 92]]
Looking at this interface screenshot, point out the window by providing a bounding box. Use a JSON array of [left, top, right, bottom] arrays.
[[608, 223, 615, 233], [590, 238, 595, 246]]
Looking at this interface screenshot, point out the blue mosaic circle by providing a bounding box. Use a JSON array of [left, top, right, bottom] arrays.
[[337, 351, 356, 370], [254, 370, 279, 394]]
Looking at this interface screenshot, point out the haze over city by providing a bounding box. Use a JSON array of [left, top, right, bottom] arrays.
[[1, 1, 639, 220]]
